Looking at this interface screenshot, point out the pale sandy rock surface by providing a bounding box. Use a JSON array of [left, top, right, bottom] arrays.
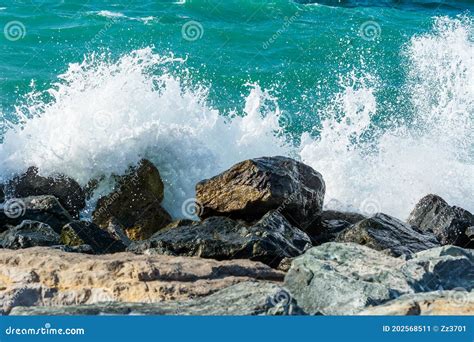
[[0, 247, 283, 314], [358, 290, 474, 315]]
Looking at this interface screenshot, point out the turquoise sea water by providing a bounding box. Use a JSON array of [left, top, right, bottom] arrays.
[[0, 1, 473, 219]]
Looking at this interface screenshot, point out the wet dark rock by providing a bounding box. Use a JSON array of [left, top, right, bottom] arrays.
[[321, 210, 366, 224], [61, 221, 126, 254], [0, 220, 60, 249], [308, 219, 351, 245], [6, 167, 85, 217], [305, 210, 367, 245], [336, 213, 440, 256], [0, 185, 4, 203], [407, 194, 474, 247], [92, 159, 171, 241], [0, 195, 73, 234], [9, 281, 305, 316], [284, 242, 474, 315], [196, 156, 325, 229], [128, 211, 312, 268]]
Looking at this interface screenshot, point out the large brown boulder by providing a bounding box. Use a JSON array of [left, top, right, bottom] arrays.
[[407, 194, 474, 247], [6, 167, 85, 217], [196, 156, 325, 229], [93, 159, 171, 240], [0, 247, 284, 314]]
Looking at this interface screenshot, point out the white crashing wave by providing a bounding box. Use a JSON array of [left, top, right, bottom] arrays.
[[0, 16, 472, 220], [301, 15, 473, 218], [0, 48, 289, 217]]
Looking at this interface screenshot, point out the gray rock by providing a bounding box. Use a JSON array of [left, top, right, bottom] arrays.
[[128, 211, 312, 268], [284, 242, 474, 315], [6, 167, 85, 217], [407, 194, 474, 247], [9, 281, 305, 316], [0, 220, 60, 249], [0, 196, 73, 233], [196, 156, 325, 229], [405, 245, 474, 291], [336, 213, 440, 256], [61, 221, 126, 254]]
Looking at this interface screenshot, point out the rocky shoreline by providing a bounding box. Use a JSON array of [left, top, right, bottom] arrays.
[[1, 156, 473, 315]]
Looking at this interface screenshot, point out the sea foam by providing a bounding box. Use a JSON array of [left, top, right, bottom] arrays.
[[0, 49, 289, 217], [301, 15, 473, 218]]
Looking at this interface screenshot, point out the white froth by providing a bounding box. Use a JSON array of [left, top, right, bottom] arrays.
[[0, 48, 288, 217], [301, 15, 474, 218]]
